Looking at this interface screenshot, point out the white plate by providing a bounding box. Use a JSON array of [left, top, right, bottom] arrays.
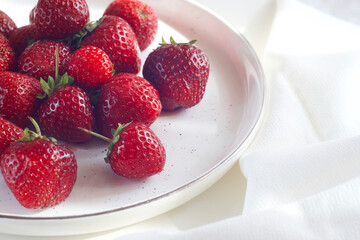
[[0, 0, 265, 236]]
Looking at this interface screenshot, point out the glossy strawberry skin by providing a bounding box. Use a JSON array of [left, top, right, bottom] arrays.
[[0, 72, 42, 128], [18, 40, 72, 80], [0, 117, 24, 154], [0, 10, 17, 39], [37, 86, 94, 143], [81, 15, 141, 74], [67, 46, 113, 91], [34, 0, 89, 39], [0, 33, 16, 71], [143, 43, 210, 111], [0, 139, 77, 209], [9, 24, 41, 56], [96, 73, 162, 138], [103, 0, 158, 51], [29, 7, 37, 24], [110, 123, 166, 178]]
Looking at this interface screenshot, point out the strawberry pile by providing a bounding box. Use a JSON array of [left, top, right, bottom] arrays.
[[0, 0, 210, 209]]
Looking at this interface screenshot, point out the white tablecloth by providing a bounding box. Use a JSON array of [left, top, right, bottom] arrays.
[[2, 0, 360, 239]]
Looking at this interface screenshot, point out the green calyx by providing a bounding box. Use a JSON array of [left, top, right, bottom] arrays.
[[37, 73, 74, 99], [138, 9, 147, 18], [160, 36, 197, 46], [78, 122, 131, 163], [64, 16, 105, 49], [18, 117, 57, 143], [107, 122, 131, 162], [37, 47, 74, 99]]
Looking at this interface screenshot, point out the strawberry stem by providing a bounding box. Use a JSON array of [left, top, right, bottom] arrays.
[[17, 117, 57, 143], [29, 117, 41, 136], [111, 123, 129, 139], [78, 123, 132, 163], [37, 47, 74, 100], [160, 37, 197, 46], [78, 128, 112, 142]]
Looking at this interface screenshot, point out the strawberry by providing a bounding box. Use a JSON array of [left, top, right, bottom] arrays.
[[34, 0, 90, 39], [95, 73, 162, 138], [143, 38, 210, 111], [18, 40, 72, 80], [0, 10, 17, 39], [103, 0, 158, 51], [0, 117, 24, 154], [80, 15, 141, 74], [0, 118, 77, 209], [36, 47, 94, 143], [80, 122, 166, 178], [0, 33, 16, 71], [37, 85, 94, 143], [8, 24, 41, 56], [29, 7, 37, 24], [67, 46, 113, 91], [0, 72, 42, 128]]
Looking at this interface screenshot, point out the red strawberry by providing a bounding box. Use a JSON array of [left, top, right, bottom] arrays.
[[37, 84, 94, 143], [81, 122, 166, 178], [34, 0, 90, 39], [8, 24, 41, 56], [0, 10, 17, 39], [80, 15, 141, 74], [0, 118, 77, 209], [143, 38, 210, 111], [67, 46, 113, 91], [29, 7, 37, 24], [0, 72, 42, 128], [103, 0, 158, 51], [18, 40, 72, 80], [36, 46, 94, 143], [0, 33, 16, 71], [0, 117, 24, 154], [95, 73, 162, 138]]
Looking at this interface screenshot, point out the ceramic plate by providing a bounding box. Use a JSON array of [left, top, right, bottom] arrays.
[[0, 0, 265, 236]]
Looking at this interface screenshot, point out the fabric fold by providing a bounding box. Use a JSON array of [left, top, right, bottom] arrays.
[[241, 0, 360, 215], [242, 135, 360, 213]]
